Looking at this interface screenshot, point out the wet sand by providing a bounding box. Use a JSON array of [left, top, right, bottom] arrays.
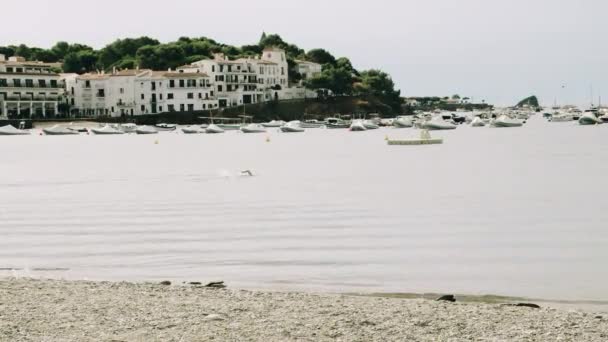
[[1, 278, 607, 341]]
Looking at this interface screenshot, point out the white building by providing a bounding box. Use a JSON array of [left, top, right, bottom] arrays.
[[68, 68, 218, 117], [179, 47, 295, 107], [0, 54, 64, 118], [295, 59, 322, 83]]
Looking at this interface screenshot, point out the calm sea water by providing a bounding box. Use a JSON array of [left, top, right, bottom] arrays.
[[1, 117, 607, 301]]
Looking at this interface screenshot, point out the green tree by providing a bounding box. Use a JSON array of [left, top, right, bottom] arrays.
[[306, 49, 336, 66]]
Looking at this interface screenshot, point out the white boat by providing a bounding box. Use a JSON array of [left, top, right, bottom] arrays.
[[491, 115, 524, 128], [394, 116, 413, 128], [181, 125, 204, 134], [43, 125, 79, 135], [349, 120, 367, 131], [420, 117, 457, 130], [470, 117, 486, 127], [300, 120, 325, 128], [67, 122, 88, 132], [0, 124, 30, 135], [600, 114, 608, 123], [119, 123, 138, 133], [135, 125, 159, 134], [578, 111, 602, 125], [91, 125, 125, 135], [549, 113, 573, 122], [241, 124, 267, 133], [155, 123, 177, 131], [362, 120, 380, 130], [380, 118, 394, 126], [205, 124, 225, 134], [217, 123, 241, 131], [261, 120, 286, 128], [280, 121, 305, 133]]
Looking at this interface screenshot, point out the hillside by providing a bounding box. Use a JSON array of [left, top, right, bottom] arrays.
[[516, 96, 540, 108]]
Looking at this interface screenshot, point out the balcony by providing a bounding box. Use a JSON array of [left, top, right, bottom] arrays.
[[0, 83, 64, 89]]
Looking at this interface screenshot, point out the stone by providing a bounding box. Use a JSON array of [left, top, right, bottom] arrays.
[[189, 282, 202, 285], [437, 295, 456, 302], [204, 314, 225, 321], [516, 303, 541, 309], [205, 281, 226, 289], [159, 281, 171, 286]]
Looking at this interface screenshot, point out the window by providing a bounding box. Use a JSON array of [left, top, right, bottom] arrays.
[[212, 65, 215, 72], [38, 80, 47, 87], [168, 104, 175, 112], [169, 80, 175, 88], [160, 94, 163, 100], [97, 89, 105, 97], [187, 93, 193, 99], [167, 93, 174, 99], [217, 85, 222, 92], [50, 80, 57, 88], [0, 79, 6, 87], [281, 67, 285, 76], [13, 79, 21, 87], [159, 106, 163, 112], [141, 105, 145, 112], [151, 82, 156, 91], [179, 104, 185, 112], [85, 80, 91, 88], [16, 68, 23, 73], [25, 79, 34, 87], [188, 104, 194, 111], [120, 88, 124, 94], [179, 80, 185, 87], [198, 93, 202, 99], [6, 67, 13, 73], [141, 94, 145, 100]]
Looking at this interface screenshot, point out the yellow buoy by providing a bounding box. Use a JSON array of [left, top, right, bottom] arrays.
[[266, 136, 270, 143]]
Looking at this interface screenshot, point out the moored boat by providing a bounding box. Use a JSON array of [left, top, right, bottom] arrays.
[[205, 124, 225, 134], [135, 125, 159, 134], [155, 123, 177, 131], [181, 126, 204, 134], [0, 124, 30, 135], [280, 121, 305, 133], [349, 120, 367, 131], [362, 120, 380, 130], [394, 116, 413, 128], [119, 123, 138, 133], [490, 115, 524, 128], [43, 125, 79, 135], [470, 117, 486, 127], [420, 117, 457, 130], [578, 111, 602, 125], [241, 124, 267, 133], [91, 125, 125, 135], [261, 120, 285, 128]]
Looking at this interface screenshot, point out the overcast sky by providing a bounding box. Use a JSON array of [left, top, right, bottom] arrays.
[[1, 0, 606, 107]]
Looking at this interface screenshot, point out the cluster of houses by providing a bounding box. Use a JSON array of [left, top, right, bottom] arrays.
[[0, 48, 322, 119]]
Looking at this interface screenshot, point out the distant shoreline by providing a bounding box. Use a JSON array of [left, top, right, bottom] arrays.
[[1, 278, 607, 341]]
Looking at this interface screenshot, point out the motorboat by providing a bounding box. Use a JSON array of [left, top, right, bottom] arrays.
[[600, 114, 608, 123], [362, 120, 380, 130], [325, 117, 350, 129], [135, 125, 159, 134], [155, 123, 177, 131], [491, 115, 524, 128], [119, 123, 138, 133], [349, 120, 367, 131], [261, 120, 285, 128], [91, 125, 125, 135], [549, 113, 573, 122], [67, 122, 88, 132], [280, 121, 305, 133], [217, 123, 241, 131], [420, 117, 457, 130], [241, 124, 267, 133], [393, 116, 413, 128], [0, 124, 30, 135], [43, 125, 79, 135], [300, 120, 325, 128], [470, 117, 486, 127], [181, 125, 204, 134], [578, 111, 602, 125], [380, 118, 394, 127], [205, 124, 225, 134]]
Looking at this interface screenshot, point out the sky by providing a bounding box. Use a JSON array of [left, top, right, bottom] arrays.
[[1, 0, 607, 107]]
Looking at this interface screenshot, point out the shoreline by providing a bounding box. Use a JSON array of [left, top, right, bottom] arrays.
[[1, 278, 607, 341]]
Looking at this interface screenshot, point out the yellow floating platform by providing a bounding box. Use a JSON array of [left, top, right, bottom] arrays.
[[387, 138, 443, 145]]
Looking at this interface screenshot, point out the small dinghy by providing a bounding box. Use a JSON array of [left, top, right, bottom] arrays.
[[394, 116, 413, 128], [241, 124, 267, 133], [155, 123, 177, 131], [261, 120, 285, 128], [362, 120, 380, 130], [67, 122, 88, 132], [280, 121, 305, 133], [387, 129, 443, 146], [470, 117, 486, 127], [43, 125, 79, 135], [135, 125, 159, 134], [579, 111, 602, 125], [91, 125, 125, 135], [491, 115, 524, 128], [205, 124, 225, 134], [420, 117, 457, 130], [182, 126, 204, 134], [349, 120, 367, 131], [119, 123, 137, 133], [0, 124, 30, 135]]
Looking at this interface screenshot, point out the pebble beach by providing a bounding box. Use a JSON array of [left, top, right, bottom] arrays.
[[1, 278, 607, 341]]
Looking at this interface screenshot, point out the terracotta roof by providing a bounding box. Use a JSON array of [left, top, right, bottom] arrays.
[[77, 73, 111, 80], [152, 71, 209, 78]]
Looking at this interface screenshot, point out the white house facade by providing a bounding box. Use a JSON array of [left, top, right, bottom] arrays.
[[0, 54, 64, 118]]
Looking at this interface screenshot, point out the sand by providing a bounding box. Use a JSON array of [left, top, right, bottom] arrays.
[[1, 278, 607, 341]]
